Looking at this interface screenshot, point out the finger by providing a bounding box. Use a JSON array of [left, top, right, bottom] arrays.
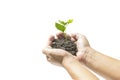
[[42, 46, 52, 53], [76, 33, 85, 40], [42, 48, 69, 56], [71, 33, 86, 41], [71, 34, 77, 41], [76, 34, 90, 47], [47, 35, 55, 46], [56, 32, 71, 39], [42, 48, 56, 56], [56, 32, 63, 39], [46, 55, 52, 61], [42, 48, 50, 55], [70, 34, 76, 42], [46, 55, 54, 62], [46, 56, 62, 66], [71, 33, 89, 48]]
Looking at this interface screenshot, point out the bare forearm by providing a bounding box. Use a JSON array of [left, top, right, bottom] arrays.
[[83, 47, 120, 80], [62, 56, 99, 80]]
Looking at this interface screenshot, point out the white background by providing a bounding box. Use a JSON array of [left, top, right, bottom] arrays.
[[0, 0, 120, 80]]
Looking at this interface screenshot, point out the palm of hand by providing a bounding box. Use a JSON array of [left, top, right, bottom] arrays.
[[43, 48, 71, 66], [71, 33, 90, 61], [42, 33, 90, 66]]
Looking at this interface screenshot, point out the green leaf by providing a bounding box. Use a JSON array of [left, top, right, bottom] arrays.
[[67, 19, 73, 24], [55, 23, 66, 32], [58, 20, 66, 25]]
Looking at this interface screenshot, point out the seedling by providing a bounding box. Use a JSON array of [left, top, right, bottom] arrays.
[[51, 19, 77, 56], [55, 19, 73, 38]]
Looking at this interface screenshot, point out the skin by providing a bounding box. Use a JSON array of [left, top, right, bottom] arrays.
[[42, 33, 120, 80]]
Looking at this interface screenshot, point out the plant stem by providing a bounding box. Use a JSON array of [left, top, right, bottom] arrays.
[[63, 32, 67, 41], [63, 23, 68, 40]]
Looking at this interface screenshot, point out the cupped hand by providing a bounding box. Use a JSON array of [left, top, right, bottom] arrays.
[[42, 33, 90, 66], [71, 33, 90, 61], [42, 33, 74, 66]]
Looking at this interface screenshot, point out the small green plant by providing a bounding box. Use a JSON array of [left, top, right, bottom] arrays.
[[52, 19, 77, 55], [55, 19, 73, 37]]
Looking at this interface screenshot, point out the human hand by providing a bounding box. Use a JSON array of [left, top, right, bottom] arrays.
[[42, 33, 90, 66], [42, 33, 74, 66], [71, 33, 90, 61], [42, 33, 100, 80]]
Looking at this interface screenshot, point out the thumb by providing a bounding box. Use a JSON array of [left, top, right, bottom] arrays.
[[42, 46, 52, 55]]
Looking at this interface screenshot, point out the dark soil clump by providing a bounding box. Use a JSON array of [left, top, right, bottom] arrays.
[[51, 38, 77, 56]]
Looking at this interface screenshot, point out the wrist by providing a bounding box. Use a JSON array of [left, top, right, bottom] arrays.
[[62, 55, 76, 67], [81, 47, 96, 65]]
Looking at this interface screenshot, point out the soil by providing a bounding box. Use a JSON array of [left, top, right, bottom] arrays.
[[51, 38, 77, 56]]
